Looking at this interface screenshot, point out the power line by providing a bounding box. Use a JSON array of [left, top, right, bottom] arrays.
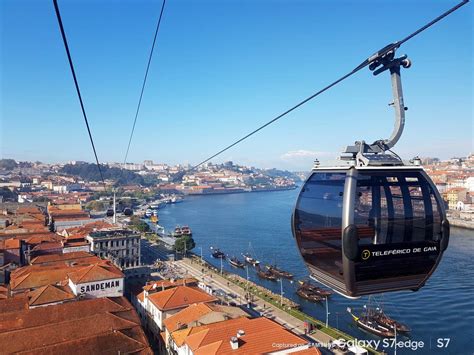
[[123, 0, 167, 167], [190, 0, 469, 171], [53, 0, 106, 188]]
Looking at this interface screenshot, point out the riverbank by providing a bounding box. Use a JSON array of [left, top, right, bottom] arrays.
[[448, 217, 474, 230], [183, 253, 381, 355], [183, 185, 297, 196]]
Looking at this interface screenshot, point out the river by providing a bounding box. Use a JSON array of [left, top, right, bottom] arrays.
[[156, 189, 474, 355]]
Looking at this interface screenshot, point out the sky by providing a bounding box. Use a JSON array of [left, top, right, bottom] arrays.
[[1, 0, 472, 171]]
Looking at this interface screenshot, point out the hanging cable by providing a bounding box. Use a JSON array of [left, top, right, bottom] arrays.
[[53, 0, 106, 188], [123, 0, 167, 167], [189, 0, 469, 172]]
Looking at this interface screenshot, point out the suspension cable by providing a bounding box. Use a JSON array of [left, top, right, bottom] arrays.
[[53, 0, 106, 188], [190, 0, 469, 172], [123, 0, 167, 167]]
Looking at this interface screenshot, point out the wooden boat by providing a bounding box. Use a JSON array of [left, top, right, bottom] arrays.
[[242, 253, 260, 266], [298, 280, 332, 297], [256, 266, 277, 281], [347, 307, 395, 338], [211, 247, 225, 259], [266, 265, 293, 279], [296, 288, 323, 303], [375, 311, 410, 333], [229, 257, 244, 268]]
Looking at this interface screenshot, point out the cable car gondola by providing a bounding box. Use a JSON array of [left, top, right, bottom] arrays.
[[292, 50, 449, 298]]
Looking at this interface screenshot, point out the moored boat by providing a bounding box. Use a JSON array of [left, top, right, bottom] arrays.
[[211, 247, 226, 259], [242, 253, 260, 266], [256, 266, 278, 281], [229, 257, 244, 268], [266, 265, 293, 279], [172, 226, 183, 237], [374, 310, 410, 333], [298, 280, 332, 297], [347, 307, 395, 338], [296, 288, 323, 303], [181, 225, 192, 236]]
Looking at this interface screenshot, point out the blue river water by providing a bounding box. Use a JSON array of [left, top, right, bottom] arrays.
[[157, 189, 474, 355]]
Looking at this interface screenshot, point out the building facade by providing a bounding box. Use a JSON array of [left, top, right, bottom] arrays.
[[87, 229, 141, 268]]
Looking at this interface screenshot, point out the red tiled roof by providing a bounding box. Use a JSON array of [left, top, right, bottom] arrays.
[[142, 278, 198, 292], [27, 284, 75, 307], [0, 297, 152, 354], [183, 317, 318, 355], [0, 238, 21, 250], [147, 286, 217, 311], [30, 251, 98, 265], [68, 262, 124, 284]]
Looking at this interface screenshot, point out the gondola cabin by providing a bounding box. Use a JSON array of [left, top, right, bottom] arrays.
[[292, 164, 449, 298]]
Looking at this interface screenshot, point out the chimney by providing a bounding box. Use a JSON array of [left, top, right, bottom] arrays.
[[237, 329, 245, 338], [230, 336, 239, 350]]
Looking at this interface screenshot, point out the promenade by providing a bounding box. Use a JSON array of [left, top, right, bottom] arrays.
[[175, 257, 335, 346]]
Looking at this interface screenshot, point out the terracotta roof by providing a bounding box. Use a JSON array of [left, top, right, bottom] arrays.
[[147, 286, 217, 311], [30, 251, 95, 265], [31, 241, 63, 252], [179, 317, 318, 355], [27, 284, 75, 307], [0, 297, 152, 354], [142, 278, 198, 292], [164, 303, 215, 332], [10, 257, 121, 292], [10, 267, 71, 291], [68, 262, 124, 284], [0, 238, 20, 250], [164, 303, 249, 333], [0, 294, 29, 314]]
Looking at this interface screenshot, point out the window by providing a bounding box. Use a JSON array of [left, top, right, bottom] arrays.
[[354, 170, 442, 282], [354, 171, 442, 245], [294, 172, 346, 280]]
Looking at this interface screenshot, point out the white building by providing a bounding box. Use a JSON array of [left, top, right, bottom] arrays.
[[87, 229, 141, 268]]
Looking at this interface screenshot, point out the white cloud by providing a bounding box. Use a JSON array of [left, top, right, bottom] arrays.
[[280, 150, 334, 160]]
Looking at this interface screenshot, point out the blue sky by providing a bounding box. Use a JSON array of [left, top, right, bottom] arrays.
[[1, 0, 472, 170]]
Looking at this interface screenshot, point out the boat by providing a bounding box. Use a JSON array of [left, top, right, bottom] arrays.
[[150, 201, 165, 210], [374, 309, 410, 333], [242, 253, 260, 266], [170, 195, 183, 203], [296, 288, 323, 303], [256, 266, 277, 281], [266, 265, 293, 279], [172, 226, 183, 237], [144, 208, 153, 218], [347, 307, 395, 338], [298, 280, 332, 297], [181, 225, 192, 236], [229, 257, 244, 268], [211, 247, 225, 259]]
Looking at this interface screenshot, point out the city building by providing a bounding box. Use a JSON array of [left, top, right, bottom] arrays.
[[0, 297, 152, 354], [9, 254, 124, 300], [134, 282, 217, 343], [87, 229, 141, 268], [167, 316, 319, 355]]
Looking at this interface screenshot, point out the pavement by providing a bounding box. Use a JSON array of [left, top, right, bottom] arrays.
[[139, 242, 350, 354], [175, 257, 336, 346]]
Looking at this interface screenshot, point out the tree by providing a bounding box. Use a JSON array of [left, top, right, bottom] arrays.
[[0, 159, 17, 170], [129, 215, 150, 233], [175, 235, 196, 254]]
